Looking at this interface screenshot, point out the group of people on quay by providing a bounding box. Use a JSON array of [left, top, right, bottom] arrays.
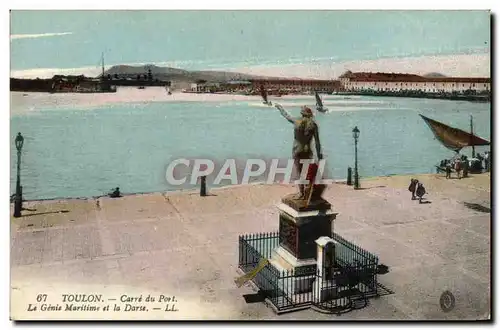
[[438, 151, 490, 180]]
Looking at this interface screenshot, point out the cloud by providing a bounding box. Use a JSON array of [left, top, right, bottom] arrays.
[[10, 66, 101, 79], [9, 53, 490, 80], [10, 32, 73, 41], [224, 53, 491, 79]]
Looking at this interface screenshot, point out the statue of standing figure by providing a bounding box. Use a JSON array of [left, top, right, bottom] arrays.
[[275, 103, 323, 202]]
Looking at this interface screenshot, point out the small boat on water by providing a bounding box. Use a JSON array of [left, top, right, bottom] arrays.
[[315, 91, 328, 113]]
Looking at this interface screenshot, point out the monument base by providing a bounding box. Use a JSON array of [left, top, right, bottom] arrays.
[[270, 200, 338, 295], [312, 279, 338, 303], [281, 192, 331, 212], [269, 246, 317, 294], [277, 203, 337, 260]]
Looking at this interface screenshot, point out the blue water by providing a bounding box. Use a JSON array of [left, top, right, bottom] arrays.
[[10, 96, 490, 200]]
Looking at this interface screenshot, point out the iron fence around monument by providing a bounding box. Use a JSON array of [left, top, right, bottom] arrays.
[[237, 232, 380, 314], [331, 232, 379, 297]]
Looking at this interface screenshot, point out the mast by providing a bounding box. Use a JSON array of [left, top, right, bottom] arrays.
[[101, 52, 105, 79], [470, 115, 475, 158]]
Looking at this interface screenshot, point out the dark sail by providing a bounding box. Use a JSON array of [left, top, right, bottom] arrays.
[[420, 114, 490, 152], [260, 86, 269, 104], [315, 92, 323, 108]]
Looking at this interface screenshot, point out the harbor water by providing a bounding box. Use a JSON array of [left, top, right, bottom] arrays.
[[10, 93, 491, 200]]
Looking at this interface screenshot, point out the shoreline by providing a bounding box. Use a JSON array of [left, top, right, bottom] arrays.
[[10, 88, 275, 114], [12, 172, 490, 205], [10, 87, 490, 116], [11, 86, 490, 113]]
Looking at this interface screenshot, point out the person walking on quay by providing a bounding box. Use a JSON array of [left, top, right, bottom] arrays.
[[408, 178, 418, 200], [445, 162, 452, 179], [485, 151, 490, 172], [476, 153, 485, 171], [462, 156, 469, 178], [454, 157, 462, 179], [416, 182, 426, 204]]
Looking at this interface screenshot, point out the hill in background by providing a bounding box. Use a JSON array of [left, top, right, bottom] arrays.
[[102, 64, 275, 83], [423, 72, 448, 78]]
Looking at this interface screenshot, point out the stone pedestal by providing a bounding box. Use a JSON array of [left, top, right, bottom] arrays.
[[277, 203, 337, 261], [313, 236, 338, 303], [268, 201, 338, 294]]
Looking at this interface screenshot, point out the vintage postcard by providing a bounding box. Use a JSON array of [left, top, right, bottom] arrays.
[[9, 10, 491, 321]]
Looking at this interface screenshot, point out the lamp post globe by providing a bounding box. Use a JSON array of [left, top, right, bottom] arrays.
[[352, 127, 360, 190], [15, 132, 24, 151], [13, 132, 24, 218], [352, 126, 360, 140]]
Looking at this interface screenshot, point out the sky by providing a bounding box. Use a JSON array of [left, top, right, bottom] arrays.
[[9, 10, 491, 78]]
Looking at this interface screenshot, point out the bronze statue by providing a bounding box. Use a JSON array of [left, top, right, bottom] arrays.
[[275, 103, 323, 200]]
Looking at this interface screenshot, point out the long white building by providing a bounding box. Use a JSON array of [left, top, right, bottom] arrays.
[[339, 71, 490, 93]]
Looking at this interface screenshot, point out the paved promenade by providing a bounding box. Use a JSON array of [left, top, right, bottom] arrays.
[[10, 173, 491, 320]]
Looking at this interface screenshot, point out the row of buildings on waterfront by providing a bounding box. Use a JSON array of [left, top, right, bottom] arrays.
[[189, 71, 491, 97], [338, 71, 490, 94]]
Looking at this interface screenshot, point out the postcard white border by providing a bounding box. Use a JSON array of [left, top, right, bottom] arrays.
[[2, 1, 497, 328]]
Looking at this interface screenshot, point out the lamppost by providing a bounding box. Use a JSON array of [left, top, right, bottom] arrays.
[[352, 126, 360, 190], [14, 132, 24, 218]]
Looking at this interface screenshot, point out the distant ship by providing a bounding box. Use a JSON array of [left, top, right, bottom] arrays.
[[50, 52, 116, 94], [93, 52, 117, 93]]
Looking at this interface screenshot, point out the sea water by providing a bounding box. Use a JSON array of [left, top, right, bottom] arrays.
[[10, 95, 491, 200]]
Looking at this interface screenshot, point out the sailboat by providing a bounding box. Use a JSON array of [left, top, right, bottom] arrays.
[[420, 114, 489, 172], [420, 114, 489, 153], [260, 86, 272, 106], [315, 91, 328, 113]]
